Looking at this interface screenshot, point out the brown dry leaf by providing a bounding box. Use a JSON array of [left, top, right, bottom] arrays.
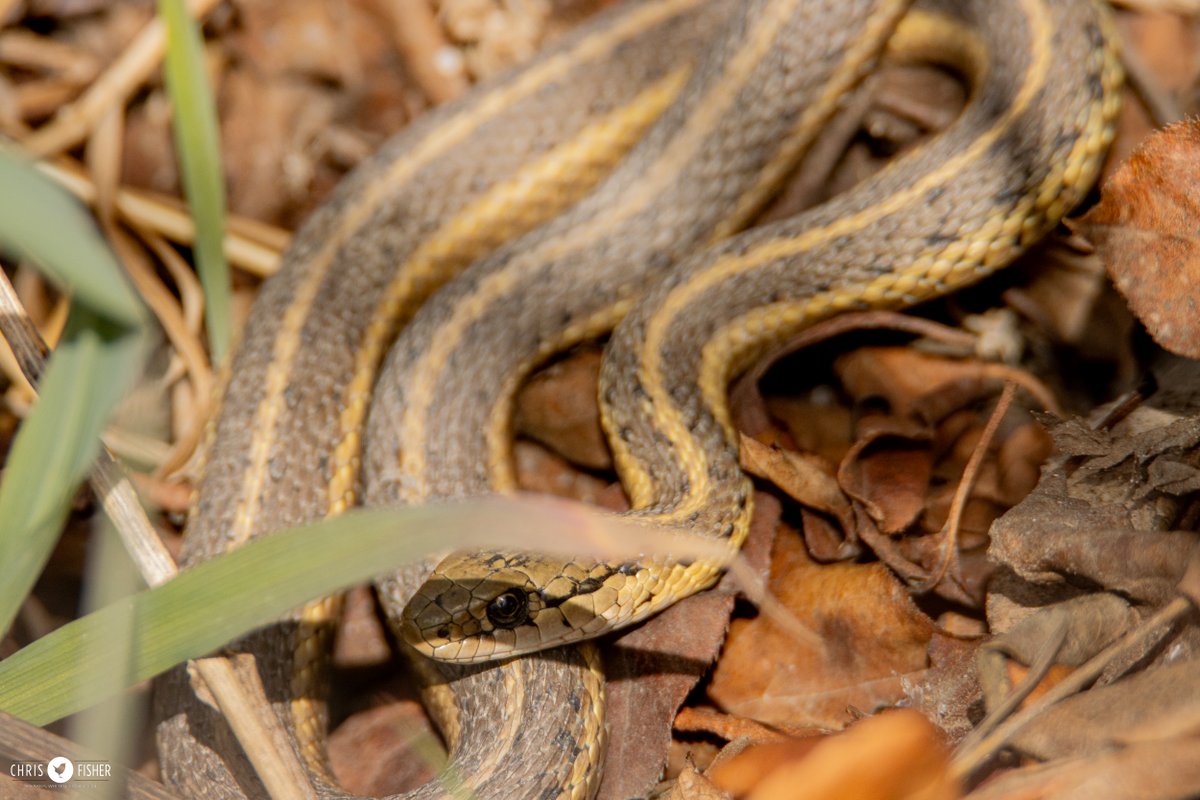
[[663, 765, 731, 800], [904, 633, 983, 743], [708, 710, 958, 800], [234, 0, 361, 83], [596, 495, 779, 800], [708, 523, 934, 730], [674, 707, 798, 746], [765, 395, 855, 467], [739, 435, 854, 533], [515, 347, 612, 471], [995, 421, 1054, 506], [220, 70, 340, 223], [976, 593, 1141, 715], [1080, 121, 1200, 358], [1004, 659, 1200, 761], [331, 584, 391, 670], [838, 416, 933, 535], [327, 692, 441, 795], [989, 407, 1200, 632], [964, 738, 1200, 800], [835, 347, 1013, 424], [513, 439, 615, 508]]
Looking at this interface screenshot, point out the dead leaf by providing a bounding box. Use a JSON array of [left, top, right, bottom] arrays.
[[977, 593, 1140, 714], [964, 738, 1200, 800], [708, 711, 957, 800], [708, 524, 934, 730], [328, 693, 441, 795], [515, 347, 613, 471], [663, 765, 731, 800], [1004, 659, 1200, 761], [596, 495, 780, 800], [674, 707, 798, 746], [513, 439, 614, 508], [739, 435, 854, 532], [904, 633, 983, 743], [1080, 121, 1200, 358], [838, 416, 933, 535], [835, 348, 1014, 424]]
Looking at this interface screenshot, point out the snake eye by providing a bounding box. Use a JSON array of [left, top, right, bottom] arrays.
[[486, 590, 529, 629]]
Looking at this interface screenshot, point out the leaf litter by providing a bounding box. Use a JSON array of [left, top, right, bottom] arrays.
[[5, 1, 1200, 799]]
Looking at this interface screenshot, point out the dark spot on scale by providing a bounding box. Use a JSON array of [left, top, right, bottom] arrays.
[[993, 186, 1025, 206], [1053, 130, 1076, 152], [925, 232, 955, 247], [721, 523, 735, 539], [567, 692, 582, 712], [576, 577, 604, 594], [1086, 70, 1106, 100], [560, 310, 573, 326], [539, 787, 559, 800], [687, 511, 700, 524], [618, 563, 639, 575], [925, 186, 945, 204], [767, 290, 781, 303], [619, 427, 633, 442], [631, 377, 647, 399]]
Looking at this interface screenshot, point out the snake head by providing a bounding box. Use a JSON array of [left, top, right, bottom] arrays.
[[401, 550, 650, 662]]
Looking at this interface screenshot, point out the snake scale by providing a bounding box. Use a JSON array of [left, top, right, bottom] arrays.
[[155, 0, 1121, 798]]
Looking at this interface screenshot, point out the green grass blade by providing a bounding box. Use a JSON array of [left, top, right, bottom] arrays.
[[0, 152, 147, 635], [0, 496, 723, 725], [0, 308, 146, 634], [0, 151, 142, 326], [158, 0, 230, 363]]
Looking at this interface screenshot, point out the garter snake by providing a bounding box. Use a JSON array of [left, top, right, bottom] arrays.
[[156, 0, 1121, 798]]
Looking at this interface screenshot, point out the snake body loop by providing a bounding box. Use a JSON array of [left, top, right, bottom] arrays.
[[156, 1, 1121, 798], [392, 0, 1122, 662]]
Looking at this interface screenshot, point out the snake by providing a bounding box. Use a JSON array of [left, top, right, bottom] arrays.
[[155, 0, 1122, 798]]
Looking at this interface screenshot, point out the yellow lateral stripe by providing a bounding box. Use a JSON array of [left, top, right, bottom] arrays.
[[330, 67, 691, 512], [638, 0, 1052, 523], [709, 0, 912, 242], [401, 0, 817, 497], [226, 0, 707, 546]]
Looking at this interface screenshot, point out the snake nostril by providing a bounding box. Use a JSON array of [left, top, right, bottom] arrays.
[[436, 626, 451, 639]]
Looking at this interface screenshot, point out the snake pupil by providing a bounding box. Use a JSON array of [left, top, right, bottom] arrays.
[[486, 590, 529, 629]]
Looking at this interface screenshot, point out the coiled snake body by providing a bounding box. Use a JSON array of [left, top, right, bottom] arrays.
[[155, 0, 1121, 798]]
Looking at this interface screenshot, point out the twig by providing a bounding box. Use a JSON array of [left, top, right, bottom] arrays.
[[0, 710, 181, 799], [38, 158, 285, 277], [910, 382, 1016, 594], [20, 0, 223, 157], [0, 268, 315, 800], [960, 616, 1069, 750], [382, 0, 470, 105], [950, 595, 1195, 782]]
